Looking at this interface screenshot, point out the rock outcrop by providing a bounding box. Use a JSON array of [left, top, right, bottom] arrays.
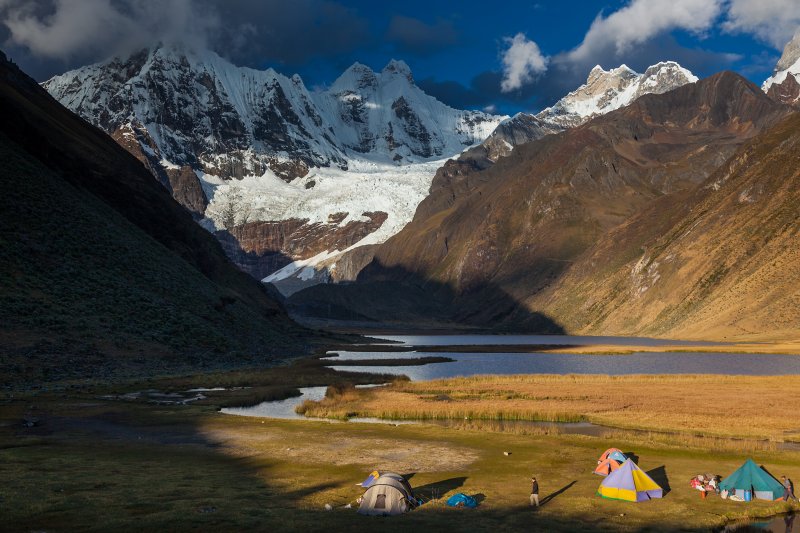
[[217, 212, 387, 282], [763, 31, 800, 105]]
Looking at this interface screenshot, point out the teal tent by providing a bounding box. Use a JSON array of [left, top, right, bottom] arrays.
[[446, 493, 478, 508], [719, 459, 784, 501]]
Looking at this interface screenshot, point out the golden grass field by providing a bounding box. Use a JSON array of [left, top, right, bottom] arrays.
[[299, 374, 800, 442], [3, 395, 799, 532], [4, 358, 800, 531], [543, 341, 800, 355]]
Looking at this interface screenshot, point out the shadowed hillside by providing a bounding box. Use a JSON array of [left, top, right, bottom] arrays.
[[537, 111, 800, 340], [0, 50, 316, 385], [289, 73, 797, 339]]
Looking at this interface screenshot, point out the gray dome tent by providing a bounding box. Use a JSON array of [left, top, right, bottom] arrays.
[[358, 473, 417, 516]]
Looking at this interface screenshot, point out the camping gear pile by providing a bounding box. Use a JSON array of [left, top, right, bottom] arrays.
[[594, 448, 628, 476], [357, 472, 419, 516], [718, 459, 785, 502], [597, 458, 663, 502], [689, 474, 720, 499]]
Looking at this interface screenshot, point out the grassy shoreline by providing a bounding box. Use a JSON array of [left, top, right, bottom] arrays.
[[298, 374, 800, 442]]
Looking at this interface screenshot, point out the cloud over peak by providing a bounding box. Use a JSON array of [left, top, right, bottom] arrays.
[[563, 0, 723, 69], [722, 0, 800, 49], [500, 33, 548, 92], [1, 0, 215, 60]]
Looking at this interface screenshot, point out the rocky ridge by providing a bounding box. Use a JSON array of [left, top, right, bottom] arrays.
[[763, 30, 800, 105], [461, 61, 699, 166]]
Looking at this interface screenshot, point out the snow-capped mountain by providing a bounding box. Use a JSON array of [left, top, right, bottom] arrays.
[[316, 60, 499, 161], [763, 30, 800, 105], [463, 61, 697, 165], [44, 46, 500, 181], [469, 113, 560, 163], [536, 61, 698, 129], [43, 45, 504, 293]]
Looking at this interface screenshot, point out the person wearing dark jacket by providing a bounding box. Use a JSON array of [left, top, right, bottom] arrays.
[[530, 476, 540, 507], [782, 476, 798, 501]]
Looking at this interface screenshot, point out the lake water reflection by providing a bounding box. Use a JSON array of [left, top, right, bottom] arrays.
[[325, 350, 800, 380]]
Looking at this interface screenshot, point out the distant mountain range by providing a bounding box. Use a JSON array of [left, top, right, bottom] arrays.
[[288, 42, 800, 339], [44, 47, 502, 182], [42, 46, 504, 289], [287, 67, 799, 340], [35, 32, 800, 341], [455, 61, 699, 165], [43, 48, 699, 294]]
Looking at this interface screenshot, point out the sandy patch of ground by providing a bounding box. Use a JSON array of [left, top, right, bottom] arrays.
[[202, 423, 479, 473]]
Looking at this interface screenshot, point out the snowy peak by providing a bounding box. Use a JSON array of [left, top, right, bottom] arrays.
[[467, 61, 697, 165], [587, 64, 637, 84], [762, 31, 800, 105], [331, 62, 379, 92], [536, 61, 697, 129], [314, 58, 501, 163], [382, 59, 414, 82], [330, 59, 413, 93], [44, 46, 503, 180], [775, 30, 800, 74], [635, 61, 698, 99]]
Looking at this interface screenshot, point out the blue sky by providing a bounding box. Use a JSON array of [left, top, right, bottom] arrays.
[[1, 0, 798, 114]]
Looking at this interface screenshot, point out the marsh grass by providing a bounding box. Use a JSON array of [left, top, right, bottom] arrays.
[[601, 430, 780, 454], [299, 374, 800, 442]]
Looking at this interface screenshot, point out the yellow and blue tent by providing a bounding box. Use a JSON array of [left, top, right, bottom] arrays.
[[360, 470, 381, 488], [597, 459, 663, 502]]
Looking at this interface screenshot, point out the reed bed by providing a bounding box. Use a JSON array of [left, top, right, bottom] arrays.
[[298, 374, 800, 442], [601, 430, 781, 453], [422, 419, 566, 436]]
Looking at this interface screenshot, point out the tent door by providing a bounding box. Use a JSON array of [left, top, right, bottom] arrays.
[[375, 494, 386, 509]]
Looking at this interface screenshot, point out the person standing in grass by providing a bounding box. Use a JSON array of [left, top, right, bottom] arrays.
[[530, 476, 540, 507], [782, 476, 798, 501]]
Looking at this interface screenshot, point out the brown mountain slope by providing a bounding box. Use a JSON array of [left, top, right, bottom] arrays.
[[0, 50, 313, 383], [288, 73, 793, 336], [536, 111, 800, 341]]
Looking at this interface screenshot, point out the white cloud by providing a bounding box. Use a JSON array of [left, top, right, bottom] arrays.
[[500, 33, 549, 92], [1, 0, 217, 60], [722, 0, 800, 49], [564, 0, 724, 66]]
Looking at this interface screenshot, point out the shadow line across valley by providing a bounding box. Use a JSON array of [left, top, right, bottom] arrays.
[[285, 263, 566, 334]]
